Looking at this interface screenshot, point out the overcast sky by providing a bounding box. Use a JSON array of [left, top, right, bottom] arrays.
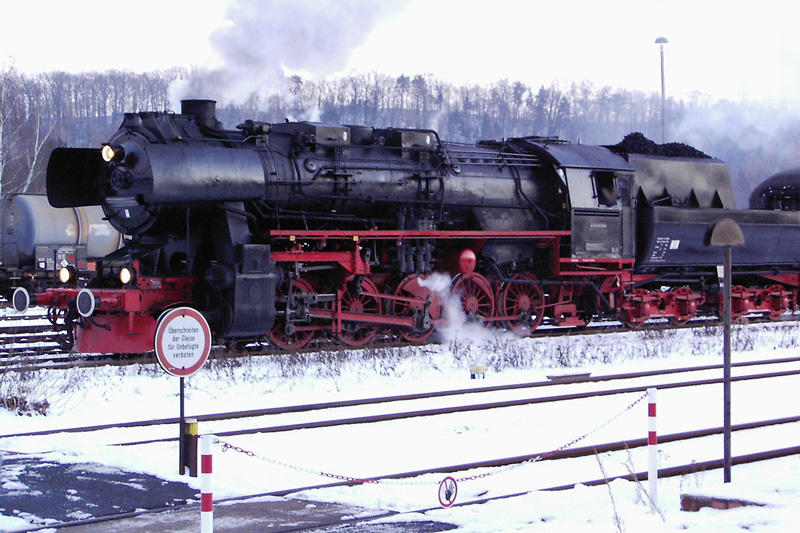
[[2, 0, 799, 105]]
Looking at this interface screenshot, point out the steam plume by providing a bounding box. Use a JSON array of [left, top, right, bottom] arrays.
[[170, 0, 404, 108]]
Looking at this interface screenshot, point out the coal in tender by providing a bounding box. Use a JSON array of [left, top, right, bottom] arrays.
[[606, 132, 711, 159]]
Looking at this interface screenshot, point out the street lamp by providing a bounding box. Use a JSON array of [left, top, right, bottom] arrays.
[[707, 218, 745, 483], [655, 37, 668, 143]]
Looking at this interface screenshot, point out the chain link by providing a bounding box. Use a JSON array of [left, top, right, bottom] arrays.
[[454, 391, 648, 482], [216, 440, 256, 457], [539, 391, 647, 461], [213, 391, 648, 486]]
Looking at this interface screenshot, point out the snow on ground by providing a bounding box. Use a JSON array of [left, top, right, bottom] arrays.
[[1, 316, 800, 531]]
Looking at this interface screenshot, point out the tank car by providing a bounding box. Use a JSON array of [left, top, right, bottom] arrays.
[[15, 100, 800, 354], [0, 194, 121, 300], [749, 167, 800, 210]]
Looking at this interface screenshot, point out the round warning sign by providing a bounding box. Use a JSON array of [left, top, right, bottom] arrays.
[[438, 476, 458, 508], [154, 307, 211, 377]]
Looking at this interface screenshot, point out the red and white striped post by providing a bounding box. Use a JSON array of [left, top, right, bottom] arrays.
[[200, 434, 214, 533], [647, 388, 658, 512]]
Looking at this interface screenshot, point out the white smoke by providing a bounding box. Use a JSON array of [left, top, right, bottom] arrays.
[[419, 272, 516, 348], [673, 101, 800, 204], [169, 0, 405, 108], [417, 272, 452, 293]]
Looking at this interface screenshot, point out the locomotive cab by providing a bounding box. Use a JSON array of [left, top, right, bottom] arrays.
[[519, 141, 636, 260], [562, 166, 635, 259]]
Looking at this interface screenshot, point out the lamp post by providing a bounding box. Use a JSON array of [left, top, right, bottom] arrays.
[[655, 37, 668, 143], [707, 218, 745, 483]]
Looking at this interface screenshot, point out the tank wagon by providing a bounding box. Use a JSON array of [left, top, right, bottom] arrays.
[[0, 194, 121, 301]]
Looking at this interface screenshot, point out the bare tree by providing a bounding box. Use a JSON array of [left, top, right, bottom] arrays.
[[0, 64, 25, 198]]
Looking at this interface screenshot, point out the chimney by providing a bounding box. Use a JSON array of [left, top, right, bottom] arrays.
[[181, 99, 218, 129]]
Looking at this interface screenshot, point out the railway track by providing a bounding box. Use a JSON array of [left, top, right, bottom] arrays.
[[1, 308, 799, 371], [4, 358, 797, 531], [0, 313, 64, 359], [321, 445, 800, 533], [3, 358, 799, 444], [223, 423, 800, 498], [29, 442, 798, 533]]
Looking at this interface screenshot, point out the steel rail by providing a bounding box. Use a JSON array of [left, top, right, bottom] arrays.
[[215, 441, 800, 507], [1, 311, 799, 370], [0, 324, 56, 335], [3, 359, 799, 441], [398, 446, 800, 517], [22, 443, 799, 533], [116, 367, 800, 446]]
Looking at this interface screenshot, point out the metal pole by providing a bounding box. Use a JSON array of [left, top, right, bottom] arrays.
[[707, 217, 743, 484], [647, 388, 658, 512], [185, 418, 199, 477], [179, 376, 185, 475], [723, 246, 732, 482], [660, 44, 666, 143], [200, 434, 214, 533]]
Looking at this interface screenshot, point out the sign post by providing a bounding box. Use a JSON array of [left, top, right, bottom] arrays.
[[154, 307, 212, 475], [180, 375, 185, 473]]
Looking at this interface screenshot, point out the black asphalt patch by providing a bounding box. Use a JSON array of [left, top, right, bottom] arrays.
[[0, 452, 197, 529], [1, 453, 459, 532]]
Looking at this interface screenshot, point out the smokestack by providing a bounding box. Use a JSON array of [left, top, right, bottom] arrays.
[[181, 99, 218, 129]]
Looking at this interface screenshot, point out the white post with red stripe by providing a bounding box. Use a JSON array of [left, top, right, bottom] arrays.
[[647, 388, 658, 512], [200, 434, 214, 533]]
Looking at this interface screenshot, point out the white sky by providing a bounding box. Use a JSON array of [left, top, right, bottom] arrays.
[[1, 0, 799, 104]]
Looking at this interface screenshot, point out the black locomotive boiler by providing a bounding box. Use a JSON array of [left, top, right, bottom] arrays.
[[14, 99, 800, 353]]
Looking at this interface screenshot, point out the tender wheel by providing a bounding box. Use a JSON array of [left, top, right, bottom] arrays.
[[619, 288, 651, 329], [499, 275, 544, 336], [392, 274, 442, 343], [768, 284, 789, 321], [269, 278, 315, 350], [338, 277, 381, 347], [668, 286, 697, 326], [621, 313, 647, 329], [451, 272, 495, 323], [717, 285, 747, 322]]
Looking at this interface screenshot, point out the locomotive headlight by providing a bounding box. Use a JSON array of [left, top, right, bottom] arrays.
[[59, 266, 76, 284], [101, 144, 125, 163], [119, 266, 135, 285], [101, 144, 115, 162]]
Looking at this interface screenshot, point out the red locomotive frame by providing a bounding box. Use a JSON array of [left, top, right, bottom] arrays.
[[20, 227, 799, 354]]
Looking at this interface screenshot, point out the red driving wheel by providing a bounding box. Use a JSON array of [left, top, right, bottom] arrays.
[[338, 277, 381, 347], [451, 272, 495, 322], [499, 275, 544, 336], [392, 274, 441, 343]]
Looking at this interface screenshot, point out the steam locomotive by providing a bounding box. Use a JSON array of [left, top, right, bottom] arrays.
[[13, 99, 800, 354]]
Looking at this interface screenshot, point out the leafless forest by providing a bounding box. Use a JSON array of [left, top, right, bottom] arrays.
[[3, 65, 800, 206]]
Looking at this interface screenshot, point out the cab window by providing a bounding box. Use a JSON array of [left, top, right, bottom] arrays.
[[594, 171, 618, 207]]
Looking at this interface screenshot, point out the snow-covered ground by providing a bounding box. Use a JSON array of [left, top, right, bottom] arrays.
[[1, 317, 800, 532]]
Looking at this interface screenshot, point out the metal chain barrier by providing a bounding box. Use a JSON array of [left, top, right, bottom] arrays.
[[452, 391, 648, 482], [214, 391, 648, 487], [214, 439, 380, 484]]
